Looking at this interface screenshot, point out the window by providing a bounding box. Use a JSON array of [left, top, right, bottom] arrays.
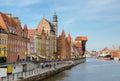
[[4, 47, 6, 54], [0, 28, 4, 33], [0, 48, 1, 53], [2, 39, 4, 44], [0, 39, 1, 44], [10, 29, 12, 33], [8, 40, 10, 44], [46, 46, 49, 50], [46, 41, 49, 44]]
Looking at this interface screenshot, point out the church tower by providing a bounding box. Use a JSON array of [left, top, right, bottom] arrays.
[[52, 12, 58, 36], [52, 12, 58, 56]]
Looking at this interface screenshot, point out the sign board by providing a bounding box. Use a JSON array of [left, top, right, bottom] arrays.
[[0, 68, 7, 78], [7, 65, 12, 74]]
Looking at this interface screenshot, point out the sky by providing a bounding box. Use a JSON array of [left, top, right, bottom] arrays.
[[0, 0, 120, 51]]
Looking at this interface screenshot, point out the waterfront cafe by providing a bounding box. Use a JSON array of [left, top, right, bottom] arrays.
[[28, 54, 46, 62]]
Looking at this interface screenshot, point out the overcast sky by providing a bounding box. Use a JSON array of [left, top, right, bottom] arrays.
[[0, 0, 120, 51]]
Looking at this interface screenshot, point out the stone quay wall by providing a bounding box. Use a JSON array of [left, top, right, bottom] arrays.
[[0, 59, 85, 81]]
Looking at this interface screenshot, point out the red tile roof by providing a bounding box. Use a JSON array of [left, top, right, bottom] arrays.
[[0, 12, 23, 35], [0, 12, 16, 29]]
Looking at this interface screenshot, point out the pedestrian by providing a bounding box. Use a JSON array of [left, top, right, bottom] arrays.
[[42, 65, 44, 68], [49, 64, 51, 69], [54, 63, 56, 69]]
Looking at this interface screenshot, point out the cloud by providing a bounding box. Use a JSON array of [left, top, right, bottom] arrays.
[[0, 0, 43, 7], [50, 0, 120, 23]]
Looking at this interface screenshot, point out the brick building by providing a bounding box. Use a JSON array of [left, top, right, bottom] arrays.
[[28, 13, 58, 60], [0, 26, 8, 63], [0, 12, 28, 63], [57, 30, 72, 59], [28, 29, 36, 55], [37, 14, 57, 59], [36, 28, 47, 58]]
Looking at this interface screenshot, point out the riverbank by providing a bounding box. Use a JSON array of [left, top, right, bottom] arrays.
[[16, 59, 85, 81]]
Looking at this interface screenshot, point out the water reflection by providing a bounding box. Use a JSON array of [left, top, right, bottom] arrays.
[[41, 58, 120, 81], [42, 71, 69, 81]]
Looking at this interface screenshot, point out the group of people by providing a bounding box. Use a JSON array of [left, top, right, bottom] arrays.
[[41, 63, 56, 69]]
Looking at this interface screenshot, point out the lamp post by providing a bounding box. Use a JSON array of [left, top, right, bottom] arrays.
[[52, 56, 54, 60], [58, 55, 60, 59]]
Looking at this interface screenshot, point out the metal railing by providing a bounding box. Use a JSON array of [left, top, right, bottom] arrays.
[[0, 61, 71, 81]]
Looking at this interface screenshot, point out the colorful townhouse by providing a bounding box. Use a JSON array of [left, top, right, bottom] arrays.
[[28, 13, 58, 60], [0, 26, 8, 63], [0, 12, 29, 63]]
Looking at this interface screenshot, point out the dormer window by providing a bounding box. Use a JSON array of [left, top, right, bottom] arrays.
[[22, 32, 25, 37], [13, 29, 16, 34], [8, 26, 16, 34]]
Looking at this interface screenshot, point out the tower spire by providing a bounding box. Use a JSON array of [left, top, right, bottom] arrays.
[[52, 12, 58, 22]]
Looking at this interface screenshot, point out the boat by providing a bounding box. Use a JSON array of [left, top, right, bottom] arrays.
[[98, 55, 111, 61]]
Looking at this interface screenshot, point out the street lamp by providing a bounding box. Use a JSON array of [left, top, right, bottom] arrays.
[[58, 55, 60, 59], [52, 56, 54, 60], [25, 51, 27, 55]]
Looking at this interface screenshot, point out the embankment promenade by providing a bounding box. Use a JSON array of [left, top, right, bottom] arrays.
[[1, 59, 85, 81]]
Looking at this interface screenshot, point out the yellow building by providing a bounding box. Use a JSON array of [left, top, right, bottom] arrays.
[[36, 28, 46, 59], [0, 26, 8, 63]]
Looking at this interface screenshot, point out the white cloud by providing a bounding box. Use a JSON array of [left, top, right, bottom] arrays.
[[0, 0, 43, 7], [51, 0, 120, 22]]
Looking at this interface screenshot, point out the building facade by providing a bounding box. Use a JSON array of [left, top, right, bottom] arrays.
[[74, 36, 88, 56], [0, 26, 8, 63], [28, 29, 36, 55], [37, 13, 57, 59], [57, 30, 72, 59], [0, 12, 28, 63], [28, 13, 58, 60]]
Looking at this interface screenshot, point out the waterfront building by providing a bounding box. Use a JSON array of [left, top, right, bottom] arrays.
[[110, 48, 120, 61], [0, 12, 28, 63], [28, 29, 36, 55], [73, 41, 82, 58], [0, 26, 8, 63], [28, 13, 58, 60], [36, 13, 58, 59], [36, 28, 46, 58], [75, 36, 88, 55], [57, 30, 72, 59], [66, 33, 72, 59]]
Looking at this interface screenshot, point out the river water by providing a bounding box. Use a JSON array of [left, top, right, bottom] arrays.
[[42, 58, 120, 81]]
